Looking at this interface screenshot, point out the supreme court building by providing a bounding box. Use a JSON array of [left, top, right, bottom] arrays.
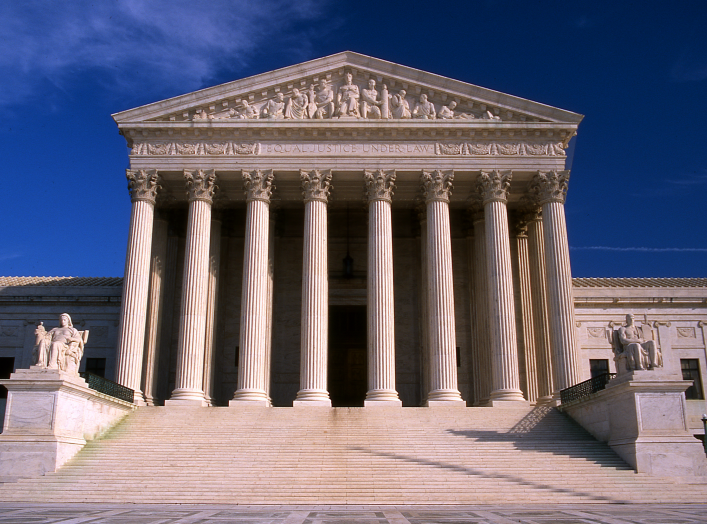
[[2, 53, 706, 424]]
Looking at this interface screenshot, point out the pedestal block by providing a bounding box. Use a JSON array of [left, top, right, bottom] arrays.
[[0, 368, 135, 480], [562, 370, 707, 477]]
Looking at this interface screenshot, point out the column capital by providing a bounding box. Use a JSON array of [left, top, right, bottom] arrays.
[[126, 169, 160, 204], [476, 170, 512, 205], [301, 169, 332, 203], [364, 169, 396, 203], [243, 169, 274, 203], [513, 214, 529, 238], [529, 170, 570, 205], [185, 169, 218, 203], [519, 196, 543, 223], [421, 170, 454, 203]]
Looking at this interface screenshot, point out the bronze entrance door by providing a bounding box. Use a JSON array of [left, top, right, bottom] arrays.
[[328, 305, 367, 407]]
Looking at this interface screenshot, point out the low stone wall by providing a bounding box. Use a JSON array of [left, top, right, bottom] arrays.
[[0, 367, 135, 480], [560, 370, 707, 477]]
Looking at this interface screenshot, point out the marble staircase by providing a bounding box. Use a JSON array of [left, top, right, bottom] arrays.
[[1, 406, 705, 504]]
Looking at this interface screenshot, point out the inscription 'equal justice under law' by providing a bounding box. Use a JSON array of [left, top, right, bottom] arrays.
[[263, 143, 435, 154]]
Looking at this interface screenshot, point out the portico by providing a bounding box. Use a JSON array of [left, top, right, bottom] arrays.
[[111, 52, 583, 407]]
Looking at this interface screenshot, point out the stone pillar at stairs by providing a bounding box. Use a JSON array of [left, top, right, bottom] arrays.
[[477, 170, 526, 404], [167, 169, 218, 406], [294, 170, 332, 406], [115, 169, 160, 405], [232, 170, 274, 406], [421, 170, 464, 406], [529, 170, 581, 397], [364, 169, 402, 406]]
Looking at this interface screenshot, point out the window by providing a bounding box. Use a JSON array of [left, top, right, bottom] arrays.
[[681, 359, 704, 400], [590, 359, 609, 378], [85, 358, 106, 378], [0, 357, 15, 400]]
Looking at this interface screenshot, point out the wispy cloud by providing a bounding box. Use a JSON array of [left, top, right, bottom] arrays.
[[670, 48, 707, 82], [666, 172, 707, 186], [0, 252, 23, 262], [571, 246, 707, 253], [0, 0, 330, 107]]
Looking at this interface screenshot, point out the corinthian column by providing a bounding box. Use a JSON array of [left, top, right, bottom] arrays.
[[471, 210, 492, 405], [364, 170, 402, 406], [421, 170, 464, 405], [168, 169, 218, 406], [294, 170, 332, 406], [232, 170, 274, 406], [513, 216, 538, 403], [202, 216, 222, 406], [529, 170, 580, 395], [115, 169, 160, 405], [524, 206, 554, 405], [477, 170, 525, 403]]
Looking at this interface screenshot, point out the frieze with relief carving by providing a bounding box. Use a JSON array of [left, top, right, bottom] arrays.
[[131, 142, 260, 156], [436, 142, 566, 156]]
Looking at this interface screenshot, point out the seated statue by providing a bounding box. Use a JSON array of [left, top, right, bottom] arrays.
[[611, 314, 662, 374], [33, 313, 88, 375]]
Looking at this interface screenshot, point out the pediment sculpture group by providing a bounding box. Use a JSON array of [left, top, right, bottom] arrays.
[[32, 313, 88, 375], [194, 73, 503, 122]]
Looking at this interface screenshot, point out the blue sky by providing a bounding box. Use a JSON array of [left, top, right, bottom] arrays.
[[1, 0, 705, 278]]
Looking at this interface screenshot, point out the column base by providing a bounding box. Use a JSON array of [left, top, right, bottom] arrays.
[[426, 388, 464, 403], [229, 399, 270, 407], [365, 389, 401, 403], [231, 388, 269, 403], [364, 400, 403, 407], [489, 388, 526, 402], [534, 395, 555, 407], [294, 388, 330, 404]]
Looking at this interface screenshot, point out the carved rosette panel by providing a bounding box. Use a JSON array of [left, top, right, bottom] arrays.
[[301, 170, 332, 203], [421, 170, 454, 203], [131, 142, 260, 156], [126, 169, 160, 203], [364, 170, 396, 203], [476, 170, 512, 205], [184, 169, 218, 203], [434, 141, 566, 156], [243, 169, 274, 203], [529, 170, 570, 205]]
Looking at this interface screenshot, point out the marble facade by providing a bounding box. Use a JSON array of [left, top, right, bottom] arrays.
[[1, 53, 706, 435]]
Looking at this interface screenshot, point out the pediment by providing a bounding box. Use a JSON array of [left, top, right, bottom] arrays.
[[112, 52, 582, 126]]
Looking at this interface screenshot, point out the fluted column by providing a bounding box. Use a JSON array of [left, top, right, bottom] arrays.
[[529, 170, 581, 395], [202, 217, 222, 406], [477, 170, 525, 403], [294, 170, 332, 406], [168, 169, 217, 405], [115, 169, 160, 405], [142, 217, 168, 406], [525, 206, 554, 404], [264, 211, 277, 402], [421, 170, 464, 405], [471, 211, 492, 404], [232, 170, 274, 406], [514, 217, 538, 403], [416, 204, 430, 405], [364, 170, 402, 406]]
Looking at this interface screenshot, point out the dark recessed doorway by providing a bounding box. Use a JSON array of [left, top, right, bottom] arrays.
[[329, 305, 367, 407]]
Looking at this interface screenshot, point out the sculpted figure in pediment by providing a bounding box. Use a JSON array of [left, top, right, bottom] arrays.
[[192, 109, 210, 121], [309, 80, 335, 119], [412, 94, 436, 119], [336, 72, 360, 117], [33, 313, 88, 374], [482, 110, 502, 121], [360, 79, 382, 119], [231, 100, 259, 119], [390, 90, 411, 119], [262, 92, 285, 119], [438, 101, 475, 120], [285, 88, 309, 119]]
